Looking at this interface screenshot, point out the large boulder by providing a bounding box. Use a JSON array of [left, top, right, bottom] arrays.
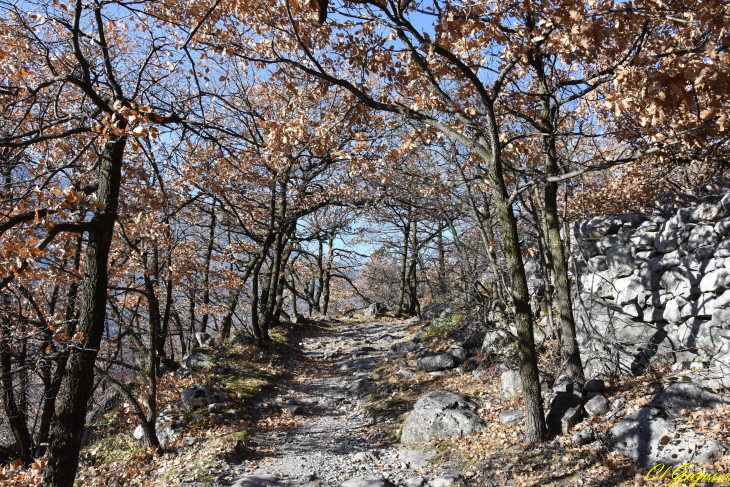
[[401, 391, 485, 444]]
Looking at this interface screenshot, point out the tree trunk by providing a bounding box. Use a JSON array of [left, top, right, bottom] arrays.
[[200, 199, 216, 333], [396, 218, 410, 315], [529, 51, 585, 382], [0, 296, 33, 464], [406, 219, 419, 316], [480, 110, 547, 443], [35, 235, 83, 457], [322, 234, 335, 315], [42, 134, 127, 486]]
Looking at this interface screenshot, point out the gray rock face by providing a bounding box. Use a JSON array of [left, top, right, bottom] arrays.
[[655, 231, 680, 253], [181, 385, 229, 409], [648, 382, 730, 416], [416, 354, 455, 372], [399, 369, 418, 379], [614, 275, 643, 306], [545, 393, 583, 435], [584, 393, 610, 417], [609, 407, 724, 467], [401, 391, 486, 444], [688, 224, 720, 251], [404, 477, 427, 487], [573, 195, 730, 380]]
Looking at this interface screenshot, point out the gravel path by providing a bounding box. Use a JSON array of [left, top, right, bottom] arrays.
[[226, 319, 447, 487]]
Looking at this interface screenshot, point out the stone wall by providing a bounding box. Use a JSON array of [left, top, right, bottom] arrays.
[[570, 193, 730, 384]]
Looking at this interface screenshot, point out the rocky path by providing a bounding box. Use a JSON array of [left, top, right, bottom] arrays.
[[226, 319, 451, 487]]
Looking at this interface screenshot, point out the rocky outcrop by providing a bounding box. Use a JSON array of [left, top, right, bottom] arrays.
[[571, 193, 730, 381], [401, 391, 485, 444], [608, 382, 729, 466]]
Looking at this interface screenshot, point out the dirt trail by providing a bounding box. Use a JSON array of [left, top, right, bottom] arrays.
[[224, 319, 447, 487]]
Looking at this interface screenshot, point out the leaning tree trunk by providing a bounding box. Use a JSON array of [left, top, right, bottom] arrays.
[[42, 134, 127, 486]]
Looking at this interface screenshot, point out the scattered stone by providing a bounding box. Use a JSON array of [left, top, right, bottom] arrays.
[[553, 375, 580, 394], [397, 450, 439, 468], [584, 393, 610, 417], [499, 410, 524, 425], [429, 475, 462, 487], [352, 451, 379, 462], [181, 385, 228, 409], [404, 476, 427, 487], [341, 478, 387, 487], [387, 341, 419, 359], [399, 369, 418, 379], [583, 379, 606, 392], [501, 369, 522, 396], [446, 346, 467, 364], [179, 350, 214, 375], [401, 391, 485, 444], [350, 378, 371, 394], [545, 393, 583, 435], [572, 426, 596, 446], [416, 354, 456, 372], [481, 329, 512, 357], [282, 404, 305, 415], [232, 475, 281, 487]]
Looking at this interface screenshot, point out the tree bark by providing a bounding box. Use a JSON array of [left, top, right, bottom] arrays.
[[481, 107, 547, 443], [200, 199, 217, 333], [529, 50, 585, 382], [42, 134, 127, 486], [0, 296, 33, 464]]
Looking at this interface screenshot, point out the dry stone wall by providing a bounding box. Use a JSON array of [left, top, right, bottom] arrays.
[[570, 193, 730, 384]]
